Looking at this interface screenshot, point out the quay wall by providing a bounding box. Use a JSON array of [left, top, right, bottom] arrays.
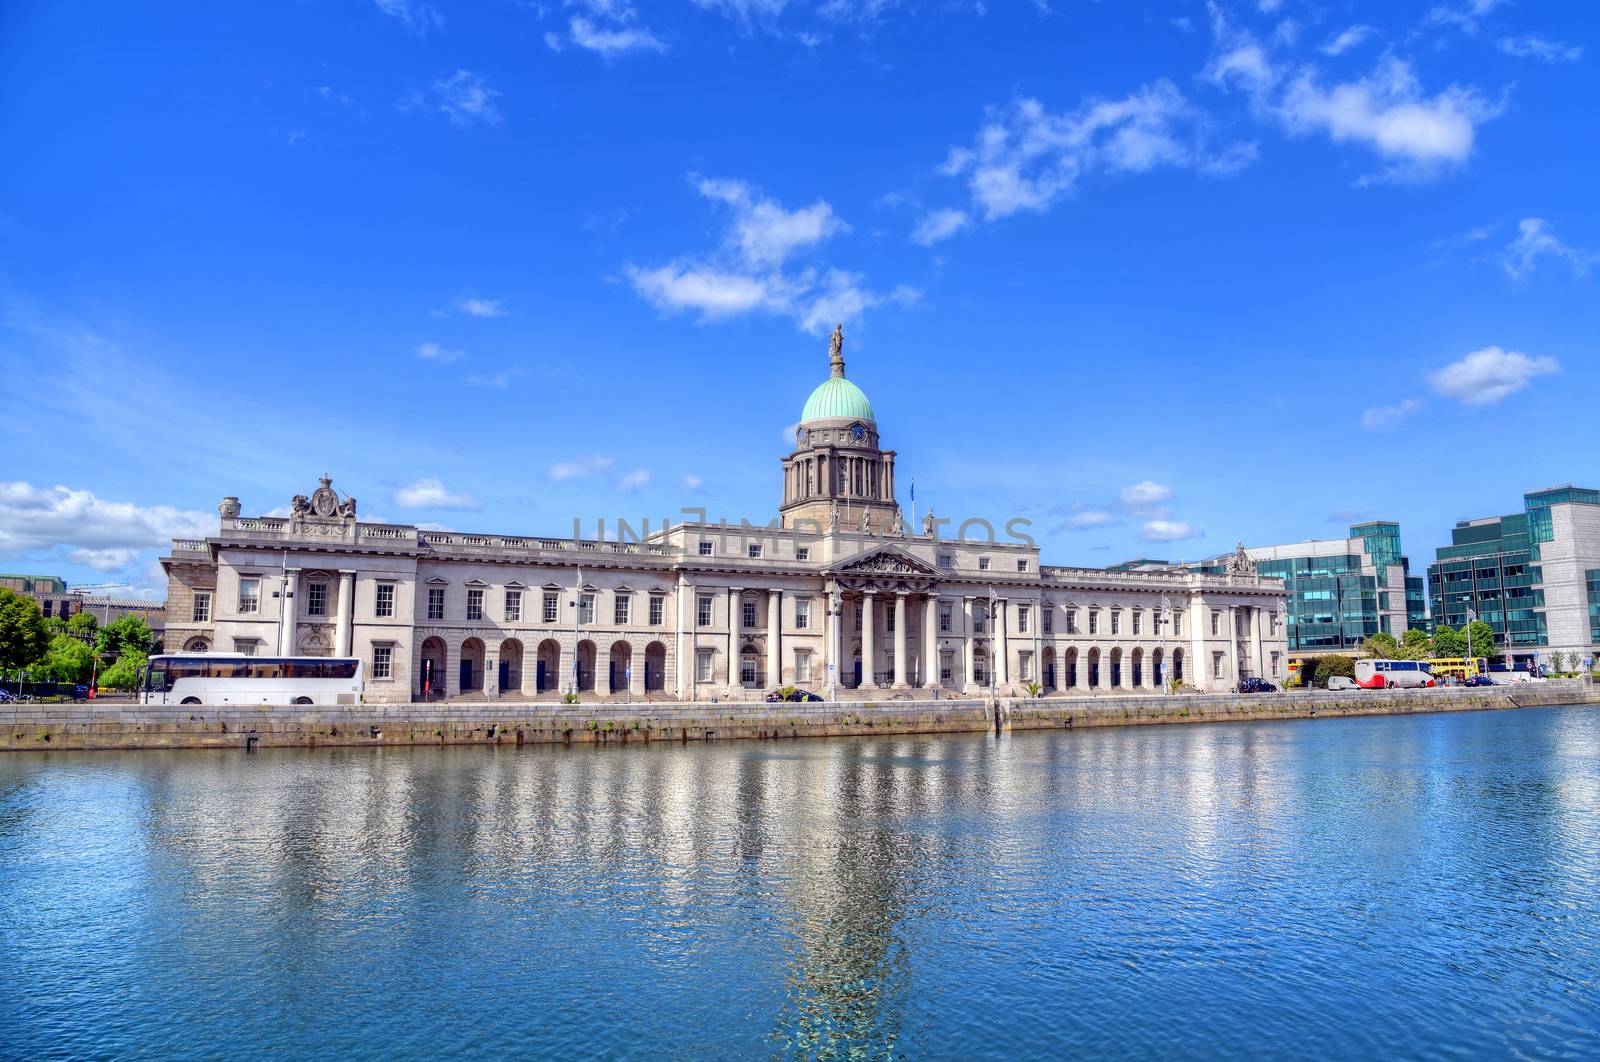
[[1, 683, 1595, 753]]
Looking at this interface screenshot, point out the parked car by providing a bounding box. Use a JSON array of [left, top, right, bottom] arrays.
[[72, 684, 91, 700], [0, 688, 13, 703], [1326, 676, 1357, 691], [1463, 674, 1496, 687], [1236, 677, 1277, 693], [766, 689, 825, 702]]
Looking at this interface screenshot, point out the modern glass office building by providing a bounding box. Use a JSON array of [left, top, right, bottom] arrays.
[[1427, 485, 1600, 668], [1200, 522, 1426, 653]]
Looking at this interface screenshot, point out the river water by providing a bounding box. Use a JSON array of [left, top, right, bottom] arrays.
[[3, 706, 1598, 1060]]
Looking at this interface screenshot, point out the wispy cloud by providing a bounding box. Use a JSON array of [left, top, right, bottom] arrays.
[[1428, 346, 1561, 405], [615, 469, 652, 492], [1496, 35, 1582, 63], [455, 296, 507, 318], [1361, 397, 1422, 431], [373, 0, 441, 34], [548, 454, 616, 482], [1319, 25, 1374, 56], [1141, 519, 1200, 543], [625, 176, 915, 333], [428, 70, 501, 126], [416, 341, 464, 363], [393, 477, 480, 509], [465, 367, 525, 388], [1500, 218, 1597, 282], [546, 3, 668, 57]]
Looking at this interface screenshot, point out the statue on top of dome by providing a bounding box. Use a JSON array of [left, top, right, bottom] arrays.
[[829, 322, 845, 377]]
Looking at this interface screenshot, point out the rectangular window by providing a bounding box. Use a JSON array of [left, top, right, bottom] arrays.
[[614, 596, 631, 625], [939, 554, 953, 568], [1271, 651, 1281, 677], [795, 651, 812, 683], [973, 608, 985, 634], [1017, 559, 1028, 572], [796, 547, 810, 561], [940, 603, 952, 632], [940, 652, 954, 684], [1043, 609, 1053, 634], [376, 583, 395, 618], [979, 557, 991, 571], [1111, 611, 1121, 636], [1211, 610, 1221, 636], [649, 595, 665, 626], [887, 607, 896, 633], [234, 639, 258, 656], [1213, 651, 1225, 679], [505, 590, 522, 622], [743, 599, 758, 629], [239, 577, 260, 614], [1132, 611, 1142, 636], [795, 598, 811, 629], [191, 592, 211, 623], [578, 592, 595, 625], [698, 541, 714, 556], [1019, 652, 1033, 680], [542, 592, 559, 623], [740, 654, 758, 685], [308, 582, 328, 617], [1174, 611, 1183, 636], [1067, 610, 1079, 634], [466, 588, 484, 621], [427, 588, 445, 621], [372, 645, 393, 680], [697, 595, 714, 626], [42, 600, 52, 618], [1017, 606, 1030, 633], [748, 544, 762, 559], [696, 649, 714, 683]]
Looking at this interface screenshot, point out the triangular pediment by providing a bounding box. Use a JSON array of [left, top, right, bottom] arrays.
[[828, 543, 940, 577]]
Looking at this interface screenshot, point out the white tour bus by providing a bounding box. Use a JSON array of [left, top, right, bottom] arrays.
[[138, 654, 364, 706], [1354, 658, 1437, 690]]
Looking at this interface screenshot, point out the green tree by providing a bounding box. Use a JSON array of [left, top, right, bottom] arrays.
[[1467, 620, 1496, 660], [99, 650, 147, 691], [1314, 656, 1356, 686], [66, 612, 99, 639], [39, 634, 94, 683], [1432, 624, 1467, 657], [0, 589, 50, 673], [1401, 628, 1433, 658], [1358, 632, 1400, 659], [96, 614, 154, 658]]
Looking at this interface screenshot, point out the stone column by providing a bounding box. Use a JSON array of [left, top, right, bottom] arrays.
[[335, 569, 356, 657], [995, 599, 1010, 689], [1250, 606, 1265, 678], [861, 591, 876, 689], [828, 588, 842, 700], [278, 568, 300, 656], [924, 596, 938, 689], [484, 645, 499, 697], [893, 593, 909, 687], [445, 637, 463, 698], [675, 576, 691, 699], [727, 587, 740, 691], [1226, 605, 1238, 683], [630, 643, 645, 698], [964, 597, 977, 690], [768, 589, 782, 688]]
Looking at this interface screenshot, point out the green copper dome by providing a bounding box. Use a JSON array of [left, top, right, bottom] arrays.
[[802, 322, 875, 423], [801, 376, 874, 423]]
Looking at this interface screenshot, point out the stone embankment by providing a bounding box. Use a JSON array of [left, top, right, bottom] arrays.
[[1, 683, 1594, 753]]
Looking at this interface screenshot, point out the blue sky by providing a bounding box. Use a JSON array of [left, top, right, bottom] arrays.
[[1, 0, 1595, 597]]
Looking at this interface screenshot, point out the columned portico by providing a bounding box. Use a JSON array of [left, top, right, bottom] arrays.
[[923, 596, 938, 691], [278, 568, 300, 655], [335, 569, 355, 657], [860, 592, 876, 689], [893, 592, 909, 687]]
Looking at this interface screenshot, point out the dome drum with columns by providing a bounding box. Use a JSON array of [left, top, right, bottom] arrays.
[[781, 324, 900, 534]]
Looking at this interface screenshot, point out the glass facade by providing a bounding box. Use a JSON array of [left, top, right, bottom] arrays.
[[1588, 569, 1600, 646], [1426, 513, 1546, 650]]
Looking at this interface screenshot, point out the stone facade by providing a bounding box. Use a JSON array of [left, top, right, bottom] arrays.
[[160, 334, 1290, 703]]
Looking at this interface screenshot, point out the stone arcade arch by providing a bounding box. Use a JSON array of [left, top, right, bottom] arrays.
[[498, 638, 523, 695], [1065, 646, 1079, 690], [1152, 647, 1165, 688], [460, 637, 486, 693], [536, 639, 560, 692], [644, 641, 667, 692], [1087, 647, 1101, 689], [419, 637, 447, 699], [1172, 648, 1185, 685], [1110, 647, 1123, 689], [609, 641, 632, 694], [183, 636, 210, 652], [1043, 646, 1057, 691], [1131, 647, 1144, 689], [575, 640, 597, 692]]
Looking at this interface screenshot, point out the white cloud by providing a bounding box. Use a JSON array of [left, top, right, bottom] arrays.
[[1279, 58, 1500, 182], [932, 82, 1255, 229], [911, 208, 970, 246], [392, 477, 480, 509], [1064, 510, 1119, 530], [567, 16, 668, 55], [1361, 397, 1422, 431], [432, 70, 500, 126], [455, 296, 506, 318], [416, 341, 464, 363], [1141, 519, 1200, 543], [0, 482, 215, 570], [548, 454, 616, 482], [373, 0, 441, 33], [1496, 35, 1582, 63], [1500, 218, 1597, 282], [1423, 0, 1508, 36], [625, 177, 912, 333], [615, 469, 652, 492], [1118, 480, 1173, 512], [681, 474, 706, 491], [465, 367, 525, 388], [1428, 346, 1561, 405], [1171, 16, 1195, 34], [1320, 25, 1374, 56]]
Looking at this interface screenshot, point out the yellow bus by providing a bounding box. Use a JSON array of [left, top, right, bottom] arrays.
[[1425, 657, 1488, 681]]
